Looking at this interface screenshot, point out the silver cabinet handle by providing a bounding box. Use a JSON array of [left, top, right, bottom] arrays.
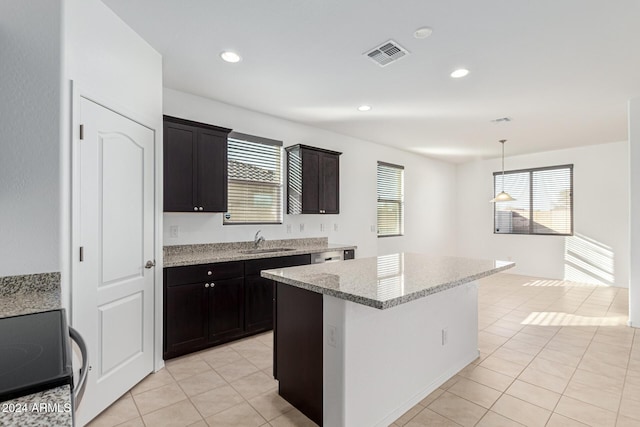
[[199, 207, 204, 211], [205, 283, 210, 288], [207, 271, 213, 276], [145, 260, 156, 269], [193, 207, 198, 211], [210, 283, 215, 288]]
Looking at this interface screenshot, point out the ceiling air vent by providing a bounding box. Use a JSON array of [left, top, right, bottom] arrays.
[[364, 40, 409, 67]]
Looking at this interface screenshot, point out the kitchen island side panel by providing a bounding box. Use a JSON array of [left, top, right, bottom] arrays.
[[275, 282, 323, 425], [323, 281, 479, 427]]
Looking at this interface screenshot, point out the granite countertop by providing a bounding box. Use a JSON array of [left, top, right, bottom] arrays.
[[261, 252, 515, 309], [0, 272, 73, 427], [0, 272, 61, 319], [1, 385, 73, 427], [164, 237, 356, 267]]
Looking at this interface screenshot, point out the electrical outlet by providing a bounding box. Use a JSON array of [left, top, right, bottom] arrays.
[[442, 327, 448, 346], [327, 325, 337, 348], [334, 223, 338, 232], [320, 223, 325, 232], [370, 225, 376, 233], [169, 226, 179, 238], [299, 223, 305, 232], [286, 224, 292, 234]]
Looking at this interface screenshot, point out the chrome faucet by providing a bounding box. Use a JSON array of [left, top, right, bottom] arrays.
[[254, 230, 265, 249]]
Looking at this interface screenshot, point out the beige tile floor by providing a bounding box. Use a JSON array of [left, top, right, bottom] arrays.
[[88, 273, 639, 427]]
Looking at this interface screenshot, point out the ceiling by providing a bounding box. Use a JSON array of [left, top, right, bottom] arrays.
[[103, 0, 640, 163]]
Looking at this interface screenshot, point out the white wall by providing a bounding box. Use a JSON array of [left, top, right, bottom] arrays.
[[163, 89, 457, 258], [629, 98, 640, 326], [61, 0, 163, 310], [64, 0, 163, 119], [62, 0, 163, 376], [456, 141, 629, 287], [0, 0, 63, 276]]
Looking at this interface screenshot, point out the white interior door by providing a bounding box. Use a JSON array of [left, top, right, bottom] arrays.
[[73, 97, 155, 425]]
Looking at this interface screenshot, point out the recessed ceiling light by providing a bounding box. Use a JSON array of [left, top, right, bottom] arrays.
[[357, 105, 372, 112], [413, 27, 433, 39], [220, 51, 241, 63], [450, 68, 469, 78]]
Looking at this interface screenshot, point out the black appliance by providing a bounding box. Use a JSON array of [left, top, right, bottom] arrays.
[[0, 309, 74, 402]]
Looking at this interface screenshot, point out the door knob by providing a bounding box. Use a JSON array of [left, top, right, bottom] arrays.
[[145, 260, 156, 269]]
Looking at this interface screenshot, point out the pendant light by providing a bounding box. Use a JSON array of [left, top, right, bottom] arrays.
[[490, 139, 516, 203]]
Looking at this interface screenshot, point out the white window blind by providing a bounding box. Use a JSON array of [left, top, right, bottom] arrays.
[[225, 132, 283, 224], [494, 164, 573, 235], [377, 162, 404, 237]]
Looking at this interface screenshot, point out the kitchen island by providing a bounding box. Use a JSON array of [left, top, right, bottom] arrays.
[[262, 253, 514, 427]]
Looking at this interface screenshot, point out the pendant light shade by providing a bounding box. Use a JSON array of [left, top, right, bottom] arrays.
[[490, 140, 516, 203], [491, 191, 515, 202]]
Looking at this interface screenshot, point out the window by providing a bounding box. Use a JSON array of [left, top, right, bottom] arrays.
[[224, 132, 283, 224], [377, 162, 404, 237], [494, 164, 573, 235]]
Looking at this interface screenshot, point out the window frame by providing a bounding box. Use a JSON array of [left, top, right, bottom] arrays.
[[377, 161, 405, 238], [223, 131, 284, 225], [493, 164, 574, 236]]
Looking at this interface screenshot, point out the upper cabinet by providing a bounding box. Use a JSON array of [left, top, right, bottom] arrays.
[[286, 144, 341, 214], [163, 116, 232, 212]]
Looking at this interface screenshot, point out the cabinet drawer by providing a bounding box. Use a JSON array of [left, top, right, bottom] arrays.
[[245, 254, 311, 276], [166, 261, 244, 286]]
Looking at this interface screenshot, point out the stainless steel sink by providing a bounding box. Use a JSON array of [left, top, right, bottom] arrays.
[[239, 247, 297, 254]]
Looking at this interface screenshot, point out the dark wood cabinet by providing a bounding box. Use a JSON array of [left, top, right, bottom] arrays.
[[209, 277, 244, 343], [245, 275, 275, 333], [274, 282, 323, 425], [163, 115, 231, 212], [164, 281, 208, 357], [245, 254, 311, 334], [286, 144, 341, 214], [164, 261, 244, 359], [164, 254, 311, 359]]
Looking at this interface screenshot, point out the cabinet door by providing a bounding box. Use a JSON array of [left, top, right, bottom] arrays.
[[209, 277, 244, 343], [165, 282, 208, 358], [197, 128, 228, 212], [320, 153, 339, 214], [164, 122, 197, 212], [301, 149, 320, 214], [245, 276, 275, 333]]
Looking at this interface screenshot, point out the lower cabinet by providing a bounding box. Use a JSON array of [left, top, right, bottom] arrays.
[[164, 261, 244, 359], [245, 276, 275, 333], [164, 254, 312, 359], [209, 277, 244, 343], [164, 281, 208, 357], [244, 254, 312, 335]]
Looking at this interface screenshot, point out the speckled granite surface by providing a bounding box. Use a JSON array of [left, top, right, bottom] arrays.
[[0, 385, 72, 426], [164, 237, 357, 267], [0, 272, 61, 319], [262, 253, 515, 309], [0, 272, 72, 426]]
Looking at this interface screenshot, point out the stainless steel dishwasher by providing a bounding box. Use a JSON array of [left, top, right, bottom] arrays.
[[311, 250, 344, 264]]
